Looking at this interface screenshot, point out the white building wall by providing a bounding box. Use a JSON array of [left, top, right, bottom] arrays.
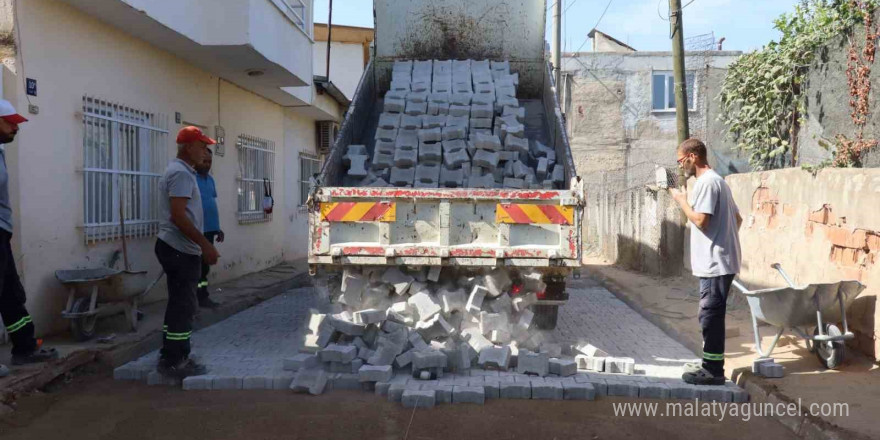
[[1, 0, 327, 336], [313, 41, 365, 100]]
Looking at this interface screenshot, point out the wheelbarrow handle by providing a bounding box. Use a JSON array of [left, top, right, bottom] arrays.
[[732, 279, 750, 294], [771, 263, 797, 288]]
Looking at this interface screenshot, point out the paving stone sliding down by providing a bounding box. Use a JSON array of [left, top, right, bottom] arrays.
[[114, 270, 749, 407], [352, 59, 564, 189]]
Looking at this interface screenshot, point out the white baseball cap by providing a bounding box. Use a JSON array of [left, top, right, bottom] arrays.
[[0, 99, 27, 125]]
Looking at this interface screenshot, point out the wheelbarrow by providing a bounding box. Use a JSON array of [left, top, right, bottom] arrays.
[[732, 263, 865, 369], [54, 268, 163, 341]]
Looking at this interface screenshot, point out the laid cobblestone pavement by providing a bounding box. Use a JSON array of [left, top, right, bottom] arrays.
[[116, 280, 745, 402]]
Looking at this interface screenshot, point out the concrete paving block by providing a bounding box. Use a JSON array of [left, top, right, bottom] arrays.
[[479, 379, 502, 399], [503, 105, 526, 122], [473, 149, 500, 169], [752, 357, 774, 374], [331, 373, 362, 391], [327, 315, 367, 337], [471, 103, 494, 119], [437, 287, 466, 314], [417, 141, 442, 163], [371, 151, 394, 171], [536, 157, 549, 181], [353, 309, 386, 326], [512, 292, 538, 312], [517, 350, 550, 376], [396, 129, 419, 150], [539, 343, 563, 359], [474, 82, 494, 95], [489, 330, 511, 345], [402, 389, 436, 408], [575, 355, 606, 372], [422, 115, 447, 129], [283, 353, 320, 371], [452, 386, 485, 405], [470, 117, 493, 129], [731, 387, 749, 403], [386, 87, 409, 100], [639, 382, 671, 399], [432, 82, 451, 94], [388, 383, 408, 402], [550, 164, 565, 185], [429, 92, 450, 104], [531, 381, 564, 400], [495, 84, 516, 98], [606, 357, 636, 375], [382, 267, 415, 295], [668, 382, 699, 400], [443, 125, 467, 141], [468, 173, 497, 188], [461, 328, 494, 354], [574, 343, 609, 358], [182, 375, 213, 390], [479, 311, 510, 334], [408, 91, 429, 103], [422, 385, 453, 404], [510, 160, 528, 179], [408, 332, 430, 351], [442, 147, 470, 170], [400, 114, 423, 130], [375, 382, 392, 396], [759, 362, 785, 378], [393, 148, 418, 168], [405, 100, 427, 116], [389, 80, 410, 92], [379, 112, 401, 129], [384, 98, 405, 113], [390, 166, 415, 187], [428, 101, 449, 116], [606, 380, 640, 397], [517, 309, 535, 331], [499, 381, 531, 399], [449, 104, 471, 117], [411, 82, 430, 94], [440, 166, 465, 188], [212, 376, 243, 390], [473, 133, 503, 151], [549, 358, 577, 377], [374, 127, 398, 142], [699, 386, 734, 402], [450, 93, 472, 105], [466, 285, 488, 313], [408, 292, 441, 321], [113, 365, 138, 381], [395, 348, 417, 369], [563, 382, 596, 400], [418, 127, 442, 143], [413, 350, 448, 370], [270, 373, 295, 390], [242, 376, 270, 390], [146, 371, 181, 387], [504, 134, 529, 154], [478, 346, 511, 371], [368, 345, 399, 366], [503, 177, 525, 189]]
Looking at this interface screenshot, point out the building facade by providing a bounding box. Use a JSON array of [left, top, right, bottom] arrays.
[[0, 0, 348, 337]]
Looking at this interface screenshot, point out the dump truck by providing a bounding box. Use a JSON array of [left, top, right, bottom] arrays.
[[307, 0, 583, 329]]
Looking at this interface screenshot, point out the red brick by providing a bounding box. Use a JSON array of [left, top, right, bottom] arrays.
[[782, 204, 795, 216], [866, 233, 880, 251], [849, 229, 869, 249], [825, 226, 852, 248]]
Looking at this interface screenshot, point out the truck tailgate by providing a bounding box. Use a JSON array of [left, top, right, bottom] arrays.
[[310, 187, 581, 267]]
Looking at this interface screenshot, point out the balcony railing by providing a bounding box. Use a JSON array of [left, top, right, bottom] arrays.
[[270, 0, 310, 37]]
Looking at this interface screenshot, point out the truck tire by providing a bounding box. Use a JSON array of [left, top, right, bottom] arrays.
[[533, 305, 559, 330]]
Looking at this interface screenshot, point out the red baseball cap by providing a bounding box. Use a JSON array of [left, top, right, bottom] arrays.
[[176, 126, 216, 145], [0, 99, 27, 125]]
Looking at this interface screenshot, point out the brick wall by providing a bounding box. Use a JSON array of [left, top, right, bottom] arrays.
[[727, 168, 880, 360]]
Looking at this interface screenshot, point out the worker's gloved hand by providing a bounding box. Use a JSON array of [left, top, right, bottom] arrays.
[[669, 187, 688, 205], [216, 230, 225, 243]]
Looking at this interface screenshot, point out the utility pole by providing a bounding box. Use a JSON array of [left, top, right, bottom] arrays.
[[552, 0, 562, 88], [669, 0, 689, 144], [325, 0, 333, 79]]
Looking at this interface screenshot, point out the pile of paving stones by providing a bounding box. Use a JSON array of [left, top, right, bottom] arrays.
[[344, 59, 565, 189]]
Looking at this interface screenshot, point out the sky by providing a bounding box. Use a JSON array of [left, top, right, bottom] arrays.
[[313, 0, 802, 53]]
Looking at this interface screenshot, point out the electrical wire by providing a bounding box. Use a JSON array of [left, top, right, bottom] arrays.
[[571, 0, 615, 54]]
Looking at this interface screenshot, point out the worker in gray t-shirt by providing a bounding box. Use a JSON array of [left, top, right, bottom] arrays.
[[0, 99, 58, 374], [154, 126, 221, 379], [669, 138, 742, 386]]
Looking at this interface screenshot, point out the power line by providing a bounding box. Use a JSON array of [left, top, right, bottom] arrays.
[[571, 0, 615, 54]]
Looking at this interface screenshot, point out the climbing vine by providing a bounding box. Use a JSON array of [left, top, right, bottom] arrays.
[[718, 0, 875, 170], [831, 0, 878, 166]]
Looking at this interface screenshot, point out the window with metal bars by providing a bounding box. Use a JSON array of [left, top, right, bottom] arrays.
[[237, 134, 275, 224], [82, 96, 168, 244], [300, 154, 320, 207]]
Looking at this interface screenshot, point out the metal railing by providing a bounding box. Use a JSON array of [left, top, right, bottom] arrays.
[[272, 0, 309, 35], [237, 134, 275, 224], [81, 96, 168, 244]]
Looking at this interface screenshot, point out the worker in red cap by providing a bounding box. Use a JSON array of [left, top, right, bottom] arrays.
[[154, 126, 220, 378], [0, 100, 58, 375]]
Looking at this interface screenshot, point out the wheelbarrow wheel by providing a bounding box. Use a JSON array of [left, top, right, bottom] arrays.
[[70, 297, 97, 341], [814, 324, 845, 370]]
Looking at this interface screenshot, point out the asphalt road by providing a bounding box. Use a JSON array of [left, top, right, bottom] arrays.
[[0, 370, 797, 440]]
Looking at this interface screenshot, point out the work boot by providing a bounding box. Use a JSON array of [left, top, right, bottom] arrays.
[[11, 347, 59, 365], [157, 358, 208, 379], [682, 367, 726, 386], [683, 362, 702, 374], [198, 297, 220, 309]]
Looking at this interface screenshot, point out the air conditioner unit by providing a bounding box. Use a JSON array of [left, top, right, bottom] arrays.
[[316, 121, 339, 155]]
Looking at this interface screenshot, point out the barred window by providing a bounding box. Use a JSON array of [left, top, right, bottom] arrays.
[[237, 134, 275, 224], [300, 153, 320, 206], [82, 96, 167, 244]]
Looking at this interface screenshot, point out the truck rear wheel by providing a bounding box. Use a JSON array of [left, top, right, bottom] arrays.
[[533, 305, 559, 330]]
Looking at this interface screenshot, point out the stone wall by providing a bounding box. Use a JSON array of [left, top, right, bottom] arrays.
[[727, 168, 880, 360]]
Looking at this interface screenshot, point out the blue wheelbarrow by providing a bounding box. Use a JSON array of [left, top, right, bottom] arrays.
[[732, 264, 865, 370]]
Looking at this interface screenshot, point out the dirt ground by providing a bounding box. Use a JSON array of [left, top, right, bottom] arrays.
[[0, 367, 797, 440]]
